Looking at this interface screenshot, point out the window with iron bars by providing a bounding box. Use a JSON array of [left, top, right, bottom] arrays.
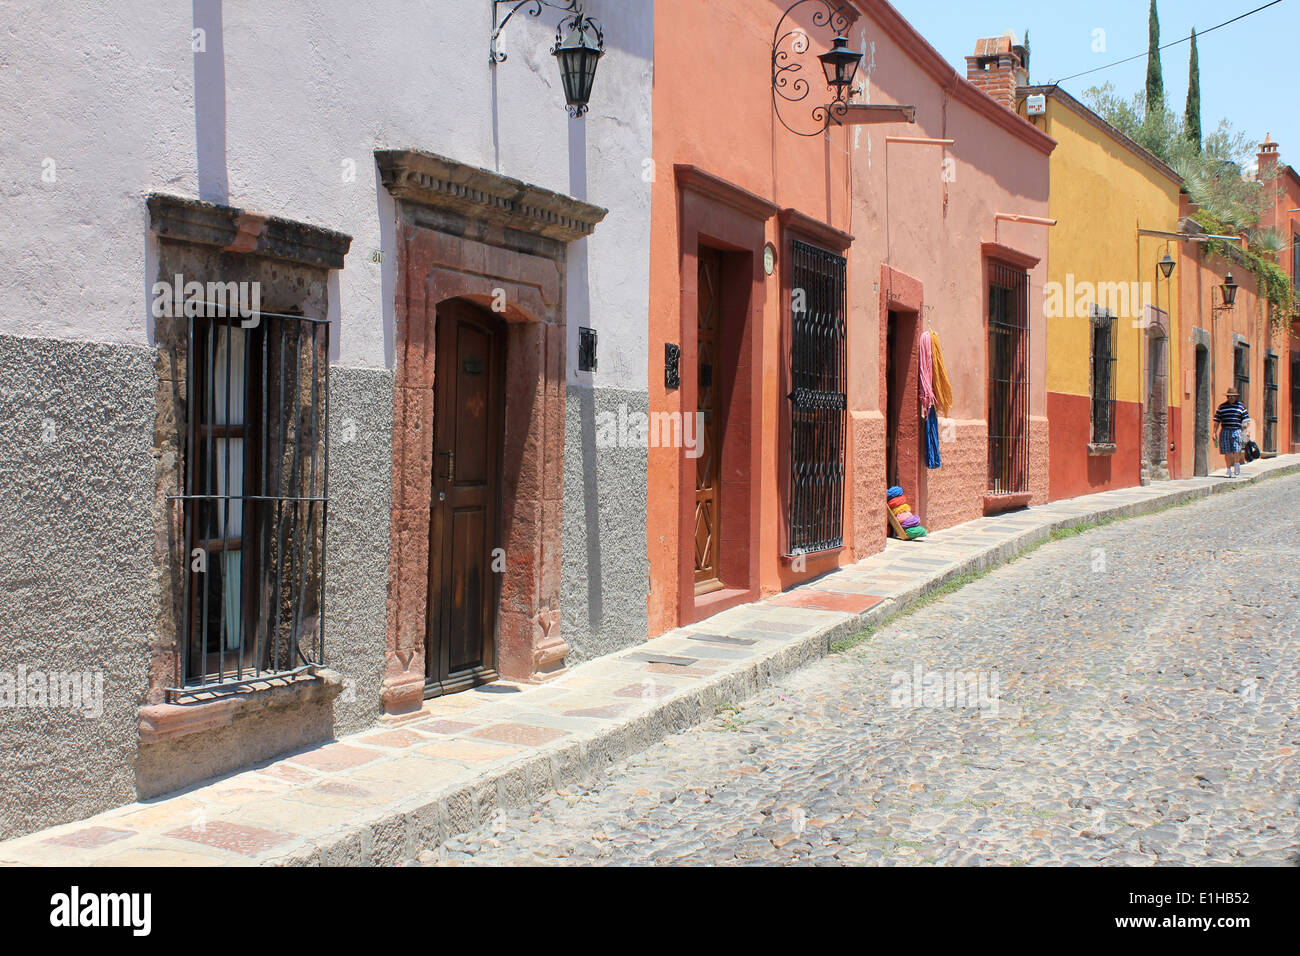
[[1090, 306, 1118, 445], [787, 239, 847, 555], [1234, 343, 1250, 413], [987, 263, 1031, 495], [172, 309, 329, 697], [1264, 351, 1278, 455]]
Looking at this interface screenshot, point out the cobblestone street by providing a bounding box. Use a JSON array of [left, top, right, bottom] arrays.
[[419, 475, 1300, 866]]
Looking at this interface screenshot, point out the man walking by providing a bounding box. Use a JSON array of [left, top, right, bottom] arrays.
[[1212, 387, 1250, 477]]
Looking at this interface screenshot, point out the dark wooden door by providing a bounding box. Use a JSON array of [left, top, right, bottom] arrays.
[[427, 300, 504, 695], [695, 249, 722, 592], [1194, 345, 1209, 477]]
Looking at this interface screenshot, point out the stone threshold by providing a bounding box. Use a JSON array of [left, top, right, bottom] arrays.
[[3, 454, 1298, 866]]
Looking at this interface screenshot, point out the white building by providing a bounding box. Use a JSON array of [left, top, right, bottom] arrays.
[[0, 0, 653, 838]]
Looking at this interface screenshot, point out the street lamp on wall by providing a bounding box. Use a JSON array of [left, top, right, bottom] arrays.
[[1217, 271, 1239, 310], [1158, 252, 1176, 279], [490, 1, 606, 117], [818, 35, 861, 98], [551, 13, 605, 116], [772, 1, 863, 137]]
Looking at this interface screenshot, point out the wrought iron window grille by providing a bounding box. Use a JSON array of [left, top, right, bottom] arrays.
[[1264, 351, 1278, 454], [787, 239, 847, 555], [987, 263, 1031, 495], [1089, 306, 1118, 446], [1234, 344, 1250, 411], [166, 304, 329, 699]]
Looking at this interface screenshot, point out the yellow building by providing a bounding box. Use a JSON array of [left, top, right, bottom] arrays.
[[1018, 85, 1184, 500]]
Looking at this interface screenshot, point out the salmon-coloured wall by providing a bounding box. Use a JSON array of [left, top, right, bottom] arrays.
[[647, 0, 856, 637], [1257, 154, 1300, 454], [1173, 232, 1288, 477], [844, 4, 1053, 548], [647, 0, 1054, 637]]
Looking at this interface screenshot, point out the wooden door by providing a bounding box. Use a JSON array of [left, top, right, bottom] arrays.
[[427, 300, 504, 695], [695, 249, 722, 592], [1194, 345, 1209, 476]]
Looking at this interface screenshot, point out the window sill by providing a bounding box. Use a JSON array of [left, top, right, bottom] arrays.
[[1087, 443, 1117, 457], [138, 669, 344, 744], [983, 491, 1032, 515]]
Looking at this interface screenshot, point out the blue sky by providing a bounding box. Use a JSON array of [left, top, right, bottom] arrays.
[[889, 0, 1299, 168]]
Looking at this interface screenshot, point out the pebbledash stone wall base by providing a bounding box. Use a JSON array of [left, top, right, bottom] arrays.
[[0, 334, 156, 841], [561, 384, 650, 666]]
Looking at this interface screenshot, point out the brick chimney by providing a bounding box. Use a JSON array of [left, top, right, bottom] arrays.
[[1257, 132, 1280, 178], [966, 35, 1028, 112]]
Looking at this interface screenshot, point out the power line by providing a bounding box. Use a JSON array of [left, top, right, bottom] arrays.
[[1051, 0, 1285, 86]]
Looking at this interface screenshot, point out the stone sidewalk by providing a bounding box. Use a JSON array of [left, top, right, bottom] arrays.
[[4, 454, 1298, 866]]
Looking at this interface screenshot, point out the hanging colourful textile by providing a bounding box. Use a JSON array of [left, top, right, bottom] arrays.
[[923, 406, 942, 469], [887, 485, 904, 500], [905, 525, 927, 539], [918, 329, 936, 417], [891, 503, 912, 517], [929, 330, 954, 416], [887, 495, 906, 509], [899, 513, 921, 529]]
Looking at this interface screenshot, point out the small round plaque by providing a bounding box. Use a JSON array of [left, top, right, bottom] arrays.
[[763, 243, 777, 276]]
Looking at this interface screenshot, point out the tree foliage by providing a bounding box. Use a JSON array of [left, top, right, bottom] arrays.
[[1083, 82, 1268, 232], [1184, 28, 1201, 153], [1146, 0, 1164, 116]]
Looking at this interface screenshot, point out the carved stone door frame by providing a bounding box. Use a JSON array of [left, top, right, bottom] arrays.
[[376, 149, 606, 715]]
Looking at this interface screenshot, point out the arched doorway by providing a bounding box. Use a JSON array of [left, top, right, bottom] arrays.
[[426, 298, 506, 695], [377, 148, 607, 713]]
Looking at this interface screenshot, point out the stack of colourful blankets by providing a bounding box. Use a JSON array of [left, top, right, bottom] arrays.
[[887, 485, 927, 539]]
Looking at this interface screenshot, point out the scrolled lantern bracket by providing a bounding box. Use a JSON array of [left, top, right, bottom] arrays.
[[771, 0, 863, 137], [490, 0, 606, 117]]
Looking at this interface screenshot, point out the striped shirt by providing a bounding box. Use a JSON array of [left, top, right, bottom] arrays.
[[1213, 400, 1249, 430]]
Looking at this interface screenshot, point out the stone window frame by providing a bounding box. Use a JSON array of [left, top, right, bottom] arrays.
[[141, 194, 351, 745]]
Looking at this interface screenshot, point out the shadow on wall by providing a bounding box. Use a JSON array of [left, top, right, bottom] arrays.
[[375, 172, 398, 370], [567, 110, 603, 633], [193, 0, 228, 204]]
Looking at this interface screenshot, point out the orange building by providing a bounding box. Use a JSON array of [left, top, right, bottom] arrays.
[[1174, 137, 1297, 476], [1256, 135, 1300, 456], [647, 2, 1054, 637]]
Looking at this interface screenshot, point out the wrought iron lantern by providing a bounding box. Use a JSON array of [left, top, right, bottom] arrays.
[[490, 1, 606, 117], [1221, 271, 1239, 307], [1157, 252, 1176, 279], [772, 1, 863, 136], [818, 35, 861, 98], [552, 13, 605, 117]]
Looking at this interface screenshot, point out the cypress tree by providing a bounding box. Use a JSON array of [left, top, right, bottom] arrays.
[[1146, 0, 1164, 115], [1185, 28, 1202, 153]]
